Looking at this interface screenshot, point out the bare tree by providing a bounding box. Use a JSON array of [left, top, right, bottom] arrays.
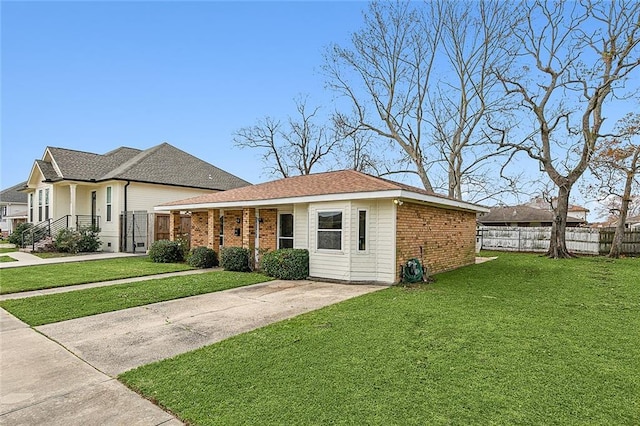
[[494, 0, 640, 258], [233, 97, 339, 178], [324, 1, 441, 191], [325, 1, 520, 201], [590, 113, 640, 257], [429, 0, 517, 199]]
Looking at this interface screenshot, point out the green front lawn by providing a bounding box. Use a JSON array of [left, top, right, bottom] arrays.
[[0, 247, 17, 254], [0, 256, 193, 294], [120, 253, 640, 425], [0, 271, 271, 326], [0, 255, 17, 263]]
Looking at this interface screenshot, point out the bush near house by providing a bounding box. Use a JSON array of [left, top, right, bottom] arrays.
[[188, 246, 218, 268], [8, 223, 32, 246], [54, 227, 102, 254], [220, 247, 251, 272], [261, 248, 309, 280], [149, 240, 185, 263]]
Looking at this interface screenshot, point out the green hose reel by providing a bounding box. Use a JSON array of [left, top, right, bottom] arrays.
[[403, 258, 424, 283]]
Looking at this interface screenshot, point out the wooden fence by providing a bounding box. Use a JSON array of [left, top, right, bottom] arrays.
[[478, 226, 640, 255]]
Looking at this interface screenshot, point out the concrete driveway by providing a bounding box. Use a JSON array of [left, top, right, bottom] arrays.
[[2, 280, 384, 424], [37, 280, 384, 376]]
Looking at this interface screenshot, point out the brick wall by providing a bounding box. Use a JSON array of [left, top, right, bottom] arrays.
[[207, 209, 220, 250], [190, 211, 209, 248], [258, 209, 277, 252], [396, 202, 476, 279], [223, 210, 243, 247]]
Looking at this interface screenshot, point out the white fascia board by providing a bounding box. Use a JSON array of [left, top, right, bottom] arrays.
[[155, 189, 489, 213], [399, 190, 490, 213]]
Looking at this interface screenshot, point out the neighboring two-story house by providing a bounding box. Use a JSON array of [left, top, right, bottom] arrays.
[[0, 181, 28, 238], [23, 142, 250, 252]]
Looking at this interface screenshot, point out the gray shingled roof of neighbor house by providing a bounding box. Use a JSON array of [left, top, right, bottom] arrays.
[[478, 205, 586, 224], [0, 181, 28, 203], [38, 143, 250, 191]]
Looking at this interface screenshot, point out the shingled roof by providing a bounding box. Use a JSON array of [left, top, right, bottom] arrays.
[[0, 181, 28, 204], [478, 205, 586, 225], [34, 143, 250, 191], [159, 170, 488, 213]]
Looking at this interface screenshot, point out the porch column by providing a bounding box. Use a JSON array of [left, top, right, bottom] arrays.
[[242, 208, 256, 268], [169, 210, 181, 241], [69, 184, 77, 229], [207, 209, 220, 250]]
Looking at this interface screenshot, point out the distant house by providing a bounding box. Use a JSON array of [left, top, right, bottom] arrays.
[[478, 198, 589, 227], [0, 181, 28, 237], [156, 170, 488, 284], [22, 143, 250, 251]]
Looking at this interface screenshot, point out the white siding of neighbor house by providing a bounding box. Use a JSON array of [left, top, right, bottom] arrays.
[[126, 183, 208, 212], [304, 199, 396, 284]]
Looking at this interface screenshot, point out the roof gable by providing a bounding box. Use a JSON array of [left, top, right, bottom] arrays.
[[26, 143, 250, 191], [0, 181, 28, 204]]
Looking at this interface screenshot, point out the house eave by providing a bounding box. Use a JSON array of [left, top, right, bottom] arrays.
[[155, 189, 489, 213]]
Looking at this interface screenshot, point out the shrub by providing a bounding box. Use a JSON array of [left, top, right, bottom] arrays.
[[220, 247, 251, 272], [8, 223, 33, 246], [55, 228, 82, 253], [54, 227, 102, 253], [260, 248, 309, 280], [188, 246, 218, 268], [148, 240, 185, 263], [77, 227, 102, 252]]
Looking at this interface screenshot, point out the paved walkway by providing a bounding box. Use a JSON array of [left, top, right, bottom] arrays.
[[1, 279, 385, 424], [0, 251, 143, 269]]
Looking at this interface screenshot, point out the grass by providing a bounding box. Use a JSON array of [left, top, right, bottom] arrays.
[[0, 256, 193, 294], [33, 251, 89, 259], [119, 252, 640, 425], [0, 271, 271, 326], [0, 255, 17, 263], [0, 247, 17, 254]]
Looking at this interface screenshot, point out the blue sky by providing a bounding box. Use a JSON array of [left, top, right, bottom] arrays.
[[1, 1, 367, 188]]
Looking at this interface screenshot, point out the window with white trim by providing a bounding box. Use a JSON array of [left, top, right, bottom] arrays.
[[317, 211, 342, 250], [29, 193, 34, 222], [278, 213, 294, 249], [106, 187, 112, 222], [44, 188, 50, 220], [358, 210, 367, 251], [38, 190, 43, 222]]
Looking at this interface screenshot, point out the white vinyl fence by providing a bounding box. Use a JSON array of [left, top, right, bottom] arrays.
[[477, 226, 601, 255]]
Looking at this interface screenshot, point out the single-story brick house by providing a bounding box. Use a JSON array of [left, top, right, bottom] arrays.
[[157, 170, 489, 284]]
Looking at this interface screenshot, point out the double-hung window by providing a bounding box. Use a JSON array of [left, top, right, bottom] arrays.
[[38, 190, 43, 222], [29, 194, 34, 222], [44, 189, 50, 220], [317, 211, 342, 250], [106, 187, 112, 222]]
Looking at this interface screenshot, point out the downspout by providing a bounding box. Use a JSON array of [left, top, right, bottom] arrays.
[[123, 181, 130, 252]]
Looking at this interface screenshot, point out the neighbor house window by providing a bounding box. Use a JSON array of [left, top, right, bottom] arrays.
[[358, 210, 367, 251], [317, 211, 342, 250], [38, 190, 43, 222], [44, 188, 50, 220], [106, 187, 112, 222], [278, 213, 294, 249], [29, 194, 34, 222], [0, 205, 6, 219]]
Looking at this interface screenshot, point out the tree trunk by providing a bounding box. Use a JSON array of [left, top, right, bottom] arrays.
[[547, 185, 575, 258], [609, 171, 634, 258]]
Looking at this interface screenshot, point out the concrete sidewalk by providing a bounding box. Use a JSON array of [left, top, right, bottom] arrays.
[[0, 251, 144, 269], [0, 309, 181, 425], [1, 279, 385, 424]]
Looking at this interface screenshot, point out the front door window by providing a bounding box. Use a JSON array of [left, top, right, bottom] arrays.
[[278, 213, 293, 249]]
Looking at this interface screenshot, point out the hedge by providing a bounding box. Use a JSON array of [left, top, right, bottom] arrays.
[[260, 248, 309, 280]]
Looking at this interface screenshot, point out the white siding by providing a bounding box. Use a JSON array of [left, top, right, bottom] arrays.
[[349, 201, 376, 282], [293, 204, 308, 249], [374, 200, 396, 283], [126, 183, 207, 212], [308, 201, 351, 281]]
